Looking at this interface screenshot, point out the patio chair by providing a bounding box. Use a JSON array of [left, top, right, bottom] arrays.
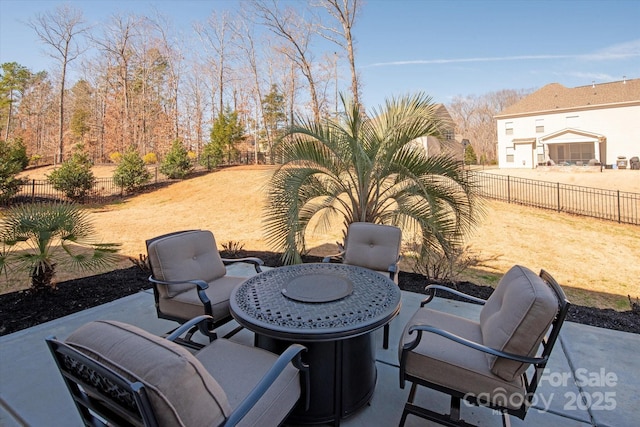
[[398, 265, 570, 427], [46, 316, 309, 427], [146, 229, 264, 347], [323, 222, 402, 348]]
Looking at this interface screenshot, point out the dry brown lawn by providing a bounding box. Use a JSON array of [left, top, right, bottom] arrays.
[[4, 164, 640, 311]]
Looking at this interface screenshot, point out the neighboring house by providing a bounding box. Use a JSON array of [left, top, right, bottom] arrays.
[[495, 78, 640, 168], [411, 104, 458, 157]]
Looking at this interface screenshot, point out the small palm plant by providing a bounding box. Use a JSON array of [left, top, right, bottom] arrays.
[[0, 202, 121, 292], [264, 93, 483, 264]]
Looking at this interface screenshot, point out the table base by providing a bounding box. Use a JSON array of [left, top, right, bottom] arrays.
[[255, 333, 377, 425]]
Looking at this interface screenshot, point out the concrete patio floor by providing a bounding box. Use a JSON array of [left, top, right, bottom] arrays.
[[1, 264, 638, 427]]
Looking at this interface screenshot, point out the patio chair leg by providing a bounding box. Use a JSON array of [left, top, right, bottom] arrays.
[[383, 324, 390, 349], [399, 382, 417, 426], [222, 325, 244, 339], [450, 396, 461, 421]]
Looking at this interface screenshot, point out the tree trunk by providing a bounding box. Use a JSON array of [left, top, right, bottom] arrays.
[[30, 263, 57, 293]]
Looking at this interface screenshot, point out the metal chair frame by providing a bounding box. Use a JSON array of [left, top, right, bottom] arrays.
[[398, 270, 570, 427], [146, 230, 263, 348], [323, 222, 402, 349], [47, 316, 309, 427]]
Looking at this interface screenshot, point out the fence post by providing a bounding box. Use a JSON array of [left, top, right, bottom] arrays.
[[557, 182, 561, 212], [31, 179, 36, 203], [507, 175, 511, 203], [617, 190, 621, 223]]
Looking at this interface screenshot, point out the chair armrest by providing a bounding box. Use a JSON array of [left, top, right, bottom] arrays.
[[322, 241, 345, 263], [420, 284, 487, 307], [221, 257, 264, 273], [224, 344, 310, 427], [165, 315, 215, 342], [148, 275, 209, 291], [148, 276, 212, 317], [322, 250, 345, 263], [404, 324, 547, 365]]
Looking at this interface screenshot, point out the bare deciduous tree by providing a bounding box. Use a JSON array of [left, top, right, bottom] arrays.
[[194, 11, 235, 117], [11, 70, 54, 158], [314, 0, 361, 108], [92, 14, 141, 153], [183, 62, 209, 157], [448, 89, 531, 164], [150, 10, 183, 141], [234, 6, 275, 163], [29, 4, 89, 163], [252, 0, 321, 122]]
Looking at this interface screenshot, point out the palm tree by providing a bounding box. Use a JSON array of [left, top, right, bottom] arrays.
[[0, 202, 121, 292], [264, 93, 483, 265]]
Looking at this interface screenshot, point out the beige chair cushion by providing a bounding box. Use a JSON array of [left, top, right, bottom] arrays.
[[196, 339, 302, 426], [147, 230, 227, 298], [343, 222, 401, 274], [400, 308, 525, 410], [65, 320, 232, 427], [158, 275, 244, 320], [480, 265, 558, 382]]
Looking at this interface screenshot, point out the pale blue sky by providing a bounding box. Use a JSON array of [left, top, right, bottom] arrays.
[[1, 0, 639, 108]]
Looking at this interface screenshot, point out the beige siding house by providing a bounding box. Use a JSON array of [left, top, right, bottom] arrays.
[[495, 78, 640, 168], [411, 104, 459, 157]]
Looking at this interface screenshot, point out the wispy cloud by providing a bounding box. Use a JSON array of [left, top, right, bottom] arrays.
[[582, 39, 640, 61], [365, 40, 640, 68], [366, 55, 571, 67], [561, 71, 617, 81]]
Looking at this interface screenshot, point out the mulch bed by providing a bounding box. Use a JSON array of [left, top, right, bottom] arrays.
[[1, 251, 638, 336]]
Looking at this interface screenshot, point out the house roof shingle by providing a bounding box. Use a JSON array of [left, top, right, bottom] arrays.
[[496, 78, 640, 118]]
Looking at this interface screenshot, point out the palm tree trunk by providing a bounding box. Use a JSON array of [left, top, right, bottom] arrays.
[[31, 263, 56, 292]]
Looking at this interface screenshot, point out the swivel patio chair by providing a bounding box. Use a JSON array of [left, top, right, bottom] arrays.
[[323, 222, 402, 348], [46, 316, 309, 427], [398, 265, 570, 427], [146, 229, 264, 347]]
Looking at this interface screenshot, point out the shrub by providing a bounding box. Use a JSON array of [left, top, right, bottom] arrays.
[[221, 240, 245, 256], [113, 150, 152, 193], [143, 152, 158, 164], [0, 202, 120, 292], [411, 243, 481, 282], [47, 152, 95, 201], [629, 295, 639, 314], [29, 154, 43, 166], [464, 144, 477, 165], [0, 140, 27, 203], [109, 152, 122, 164], [5, 138, 29, 170], [201, 142, 223, 170], [160, 140, 193, 179]]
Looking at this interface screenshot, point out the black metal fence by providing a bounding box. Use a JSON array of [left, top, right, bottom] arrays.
[[471, 171, 640, 225], [4, 166, 639, 226], [3, 151, 268, 206], [3, 165, 223, 206]]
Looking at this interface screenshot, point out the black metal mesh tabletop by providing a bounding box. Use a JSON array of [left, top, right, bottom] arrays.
[[230, 263, 402, 341]]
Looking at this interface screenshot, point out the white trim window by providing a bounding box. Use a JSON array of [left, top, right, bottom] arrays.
[[505, 122, 514, 135], [535, 119, 544, 133], [506, 147, 515, 162]]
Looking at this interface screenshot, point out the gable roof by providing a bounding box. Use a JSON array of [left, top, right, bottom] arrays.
[[539, 128, 606, 143], [496, 78, 640, 118]]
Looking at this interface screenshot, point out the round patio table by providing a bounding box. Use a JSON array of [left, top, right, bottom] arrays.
[[230, 263, 402, 425]]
